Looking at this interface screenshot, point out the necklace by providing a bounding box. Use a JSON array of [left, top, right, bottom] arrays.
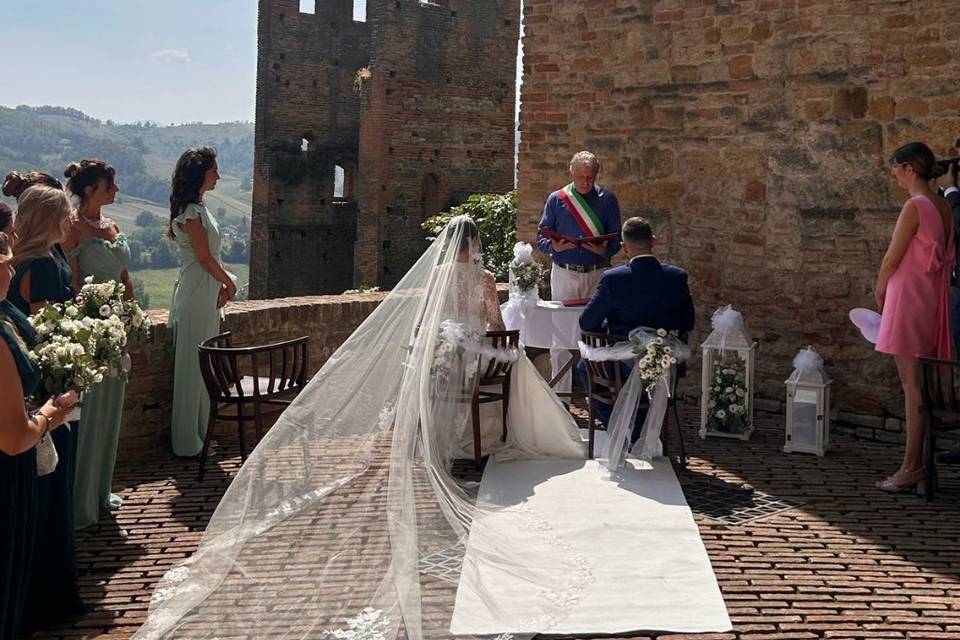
[[79, 214, 113, 230]]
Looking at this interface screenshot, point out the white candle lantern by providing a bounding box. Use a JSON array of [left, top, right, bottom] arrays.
[[784, 346, 831, 456], [699, 305, 756, 441]]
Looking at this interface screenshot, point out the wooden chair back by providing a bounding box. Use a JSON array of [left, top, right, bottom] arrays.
[[198, 331, 310, 403]]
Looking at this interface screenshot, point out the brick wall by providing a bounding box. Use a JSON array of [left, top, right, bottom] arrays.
[[252, 0, 519, 297], [356, 0, 520, 288], [250, 0, 370, 298], [518, 0, 960, 432], [119, 294, 387, 460]]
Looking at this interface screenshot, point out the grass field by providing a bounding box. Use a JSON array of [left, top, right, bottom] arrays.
[[132, 262, 250, 310]]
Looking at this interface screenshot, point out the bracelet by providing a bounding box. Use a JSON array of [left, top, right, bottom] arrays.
[[32, 410, 51, 435]]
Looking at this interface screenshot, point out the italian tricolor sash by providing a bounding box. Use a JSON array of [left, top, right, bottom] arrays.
[[556, 183, 604, 237]]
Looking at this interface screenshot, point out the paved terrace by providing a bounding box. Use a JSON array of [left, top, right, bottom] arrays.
[[25, 406, 960, 640]]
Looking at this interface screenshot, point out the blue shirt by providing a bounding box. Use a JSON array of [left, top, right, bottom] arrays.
[[537, 184, 622, 266]]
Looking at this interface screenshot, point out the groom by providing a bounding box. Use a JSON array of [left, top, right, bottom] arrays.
[[578, 216, 696, 438]]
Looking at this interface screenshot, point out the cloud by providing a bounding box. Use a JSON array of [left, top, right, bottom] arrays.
[[152, 48, 190, 63]]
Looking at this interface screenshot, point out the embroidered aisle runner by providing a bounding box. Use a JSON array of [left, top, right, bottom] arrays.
[[450, 454, 731, 635]]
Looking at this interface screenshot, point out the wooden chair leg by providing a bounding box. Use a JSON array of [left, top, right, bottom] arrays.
[[661, 407, 671, 459], [472, 389, 482, 471], [501, 378, 509, 443], [672, 401, 687, 470], [238, 403, 247, 462], [588, 396, 595, 460], [253, 399, 264, 441], [198, 406, 217, 482], [925, 411, 935, 502]]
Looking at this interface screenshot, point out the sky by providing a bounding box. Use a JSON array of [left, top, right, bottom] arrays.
[[3, 0, 261, 124], [3, 1, 517, 126]]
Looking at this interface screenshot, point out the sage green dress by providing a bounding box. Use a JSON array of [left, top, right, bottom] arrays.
[[170, 203, 222, 457], [69, 234, 130, 529]]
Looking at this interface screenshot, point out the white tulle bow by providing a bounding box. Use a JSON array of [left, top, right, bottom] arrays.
[[512, 241, 535, 265], [711, 304, 745, 354]]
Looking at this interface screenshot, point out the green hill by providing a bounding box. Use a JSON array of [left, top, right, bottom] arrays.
[[0, 105, 253, 221]]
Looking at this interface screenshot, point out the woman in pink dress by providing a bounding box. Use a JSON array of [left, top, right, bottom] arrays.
[[875, 142, 955, 492]]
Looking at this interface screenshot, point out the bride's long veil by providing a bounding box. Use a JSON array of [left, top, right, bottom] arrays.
[[134, 216, 586, 639]]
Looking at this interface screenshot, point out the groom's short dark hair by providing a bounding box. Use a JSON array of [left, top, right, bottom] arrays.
[[622, 217, 653, 244]]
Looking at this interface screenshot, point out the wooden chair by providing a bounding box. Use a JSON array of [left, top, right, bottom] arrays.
[[470, 330, 520, 469], [197, 332, 310, 481], [919, 357, 960, 501], [581, 330, 687, 469]]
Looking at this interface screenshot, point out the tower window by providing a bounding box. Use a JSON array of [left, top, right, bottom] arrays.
[[299, 0, 315, 14]]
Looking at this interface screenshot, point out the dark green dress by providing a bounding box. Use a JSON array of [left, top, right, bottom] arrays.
[[11, 248, 86, 632], [0, 301, 40, 639]]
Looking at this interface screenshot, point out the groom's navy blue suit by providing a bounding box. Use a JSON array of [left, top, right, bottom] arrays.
[[577, 256, 696, 438]]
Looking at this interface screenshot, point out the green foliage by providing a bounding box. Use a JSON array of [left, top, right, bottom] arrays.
[[131, 279, 151, 310], [422, 191, 517, 280], [135, 210, 163, 227]]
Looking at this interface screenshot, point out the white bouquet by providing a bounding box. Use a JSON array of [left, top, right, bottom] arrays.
[[28, 304, 108, 401], [75, 276, 152, 342], [631, 328, 681, 396], [508, 242, 545, 296], [707, 353, 750, 433]]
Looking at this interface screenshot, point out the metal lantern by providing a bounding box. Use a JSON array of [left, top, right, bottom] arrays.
[[784, 347, 831, 456], [699, 306, 756, 441]]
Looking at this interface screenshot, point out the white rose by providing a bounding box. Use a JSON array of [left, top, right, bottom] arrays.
[[725, 387, 733, 393], [715, 409, 726, 420], [736, 388, 745, 397], [99, 304, 112, 318], [84, 275, 94, 284], [656, 328, 667, 337]]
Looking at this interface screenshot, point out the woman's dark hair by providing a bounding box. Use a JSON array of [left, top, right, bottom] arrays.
[[1, 171, 63, 200], [169, 146, 217, 239], [892, 142, 945, 181], [447, 216, 479, 254], [0, 202, 12, 232], [64, 159, 116, 202]]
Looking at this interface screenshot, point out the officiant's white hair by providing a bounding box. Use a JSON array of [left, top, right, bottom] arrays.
[[569, 150, 600, 175]]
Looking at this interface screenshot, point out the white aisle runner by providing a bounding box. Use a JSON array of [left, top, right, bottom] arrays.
[[450, 455, 732, 635]]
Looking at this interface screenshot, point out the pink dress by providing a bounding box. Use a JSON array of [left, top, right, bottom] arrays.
[[876, 195, 955, 358]]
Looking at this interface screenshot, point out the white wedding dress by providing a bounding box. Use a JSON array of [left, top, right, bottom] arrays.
[[133, 217, 589, 640]]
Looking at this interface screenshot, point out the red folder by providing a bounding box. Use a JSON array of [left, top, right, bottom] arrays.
[[539, 227, 619, 248], [561, 297, 590, 307]]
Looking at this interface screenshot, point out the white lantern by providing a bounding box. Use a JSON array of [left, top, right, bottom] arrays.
[[699, 305, 756, 441], [784, 346, 831, 456]]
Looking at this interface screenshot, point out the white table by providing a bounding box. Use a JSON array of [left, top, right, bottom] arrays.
[[501, 298, 585, 397]]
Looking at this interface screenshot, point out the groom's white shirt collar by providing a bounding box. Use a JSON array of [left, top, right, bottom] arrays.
[[629, 254, 656, 262]]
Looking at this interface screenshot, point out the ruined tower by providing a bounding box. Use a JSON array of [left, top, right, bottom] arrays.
[[251, 0, 520, 297]]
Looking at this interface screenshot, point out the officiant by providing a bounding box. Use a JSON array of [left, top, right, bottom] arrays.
[[537, 150, 622, 393]]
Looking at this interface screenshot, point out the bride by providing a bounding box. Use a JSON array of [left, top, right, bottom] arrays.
[[134, 216, 588, 639]]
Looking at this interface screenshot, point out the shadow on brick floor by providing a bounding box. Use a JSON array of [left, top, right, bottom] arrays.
[[25, 400, 960, 639]]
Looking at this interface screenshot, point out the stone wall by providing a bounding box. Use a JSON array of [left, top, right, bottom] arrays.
[[251, 0, 519, 297], [517, 0, 960, 430], [119, 294, 387, 459]]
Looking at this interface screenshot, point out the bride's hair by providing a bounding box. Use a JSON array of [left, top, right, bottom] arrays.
[[446, 215, 478, 254]]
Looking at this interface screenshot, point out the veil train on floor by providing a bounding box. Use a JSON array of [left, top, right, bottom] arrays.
[[134, 216, 591, 640]]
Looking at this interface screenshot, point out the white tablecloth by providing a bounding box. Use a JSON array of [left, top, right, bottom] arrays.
[[501, 298, 584, 350]]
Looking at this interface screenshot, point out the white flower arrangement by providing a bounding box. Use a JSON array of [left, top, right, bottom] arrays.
[[508, 242, 546, 295], [430, 320, 468, 387], [631, 328, 680, 396], [706, 354, 750, 434], [28, 278, 153, 396], [76, 276, 152, 343], [28, 304, 109, 401]]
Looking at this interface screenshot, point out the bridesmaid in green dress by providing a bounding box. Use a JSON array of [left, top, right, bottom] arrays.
[[61, 159, 133, 529], [168, 147, 236, 457], [0, 229, 79, 639]]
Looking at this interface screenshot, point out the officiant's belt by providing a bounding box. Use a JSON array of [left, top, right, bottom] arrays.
[[556, 261, 609, 274]]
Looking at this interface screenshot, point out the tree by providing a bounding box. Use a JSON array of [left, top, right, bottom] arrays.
[[132, 278, 150, 309], [151, 239, 179, 269], [422, 191, 517, 281], [135, 210, 163, 227]]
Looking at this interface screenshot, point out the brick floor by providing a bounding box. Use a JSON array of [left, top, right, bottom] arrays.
[[24, 406, 960, 640]]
